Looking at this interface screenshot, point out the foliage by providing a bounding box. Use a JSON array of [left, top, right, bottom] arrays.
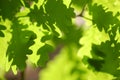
[[0, 0, 120, 80]]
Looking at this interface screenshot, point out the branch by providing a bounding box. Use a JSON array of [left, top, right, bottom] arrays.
[[77, 4, 93, 21]]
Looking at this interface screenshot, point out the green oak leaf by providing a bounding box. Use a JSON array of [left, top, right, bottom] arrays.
[[0, 0, 22, 20], [88, 41, 120, 78], [37, 44, 54, 67], [0, 25, 6, 37], [89, 3, 120, 32], [6, 21, 37, 70]]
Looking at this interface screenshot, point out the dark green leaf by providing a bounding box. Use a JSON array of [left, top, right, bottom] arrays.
[[0, 31, 4, 37], [89, 3, 120, 32], [0, 25, 6, 30], [0, 0, 22, 20], [6, 21, 37, 70], [0, 25, 6, 37], [41, 35, 52, 42], [37, 44, 54, 67], [89, 41, 120, 77]]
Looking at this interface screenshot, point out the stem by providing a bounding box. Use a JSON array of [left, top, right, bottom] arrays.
[[20, 70, 25, 80], [76, 14, 92, 21], [77, 4, 93, 21], [81, 16, 93, 21]]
